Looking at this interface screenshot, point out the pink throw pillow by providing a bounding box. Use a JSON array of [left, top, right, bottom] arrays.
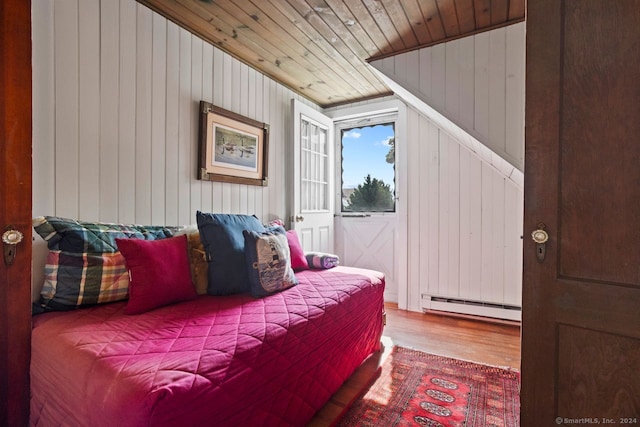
[[286, 230, 308, 271], [116, 235, 197, 315]]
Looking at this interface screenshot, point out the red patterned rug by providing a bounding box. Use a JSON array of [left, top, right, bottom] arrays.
[[335, 346, 520, 427]]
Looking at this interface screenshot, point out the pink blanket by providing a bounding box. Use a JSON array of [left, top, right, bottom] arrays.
[[30, 267, 384, 426]]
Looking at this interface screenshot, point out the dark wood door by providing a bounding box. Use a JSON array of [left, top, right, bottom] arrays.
[[0, 1, 32, 425], [522, 0, 640, 424]]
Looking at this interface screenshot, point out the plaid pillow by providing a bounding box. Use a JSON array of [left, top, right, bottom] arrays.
[[33, 216, 180, 311], [41, 251, 130, 309], [33, 216, 177, 253]]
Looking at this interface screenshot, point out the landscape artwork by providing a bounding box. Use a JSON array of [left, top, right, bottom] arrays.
[[213, 124, 259, 172], [198, 101, 268, 186]]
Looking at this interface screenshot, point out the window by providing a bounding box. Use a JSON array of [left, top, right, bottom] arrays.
[[340, 120, 396, 212], [300, 117, 329, 212]]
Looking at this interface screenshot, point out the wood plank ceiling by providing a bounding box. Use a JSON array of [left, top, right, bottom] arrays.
[[137, 0, 525, 107]]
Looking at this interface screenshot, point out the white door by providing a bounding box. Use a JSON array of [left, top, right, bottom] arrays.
[[333, 106, 407, 305], [290, 99, 334, 253]]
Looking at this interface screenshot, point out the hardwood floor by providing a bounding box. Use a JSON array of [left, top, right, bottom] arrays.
[[308, 303, 521, 426]]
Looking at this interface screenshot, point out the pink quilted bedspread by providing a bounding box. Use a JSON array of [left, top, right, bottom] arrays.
[[30, 267, 385, 427]]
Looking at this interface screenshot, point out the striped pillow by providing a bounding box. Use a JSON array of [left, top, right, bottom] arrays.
[[305, 252, 340, 269], [33, 216, 179, 311]]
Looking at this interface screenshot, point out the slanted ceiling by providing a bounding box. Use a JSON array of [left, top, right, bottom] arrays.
[[137, 0, 525, 107]]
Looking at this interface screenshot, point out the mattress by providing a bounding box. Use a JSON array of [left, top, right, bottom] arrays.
[[30, 266, 385, 427]]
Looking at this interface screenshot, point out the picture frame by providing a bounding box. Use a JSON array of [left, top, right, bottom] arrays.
[[198, 101, 269, 186]]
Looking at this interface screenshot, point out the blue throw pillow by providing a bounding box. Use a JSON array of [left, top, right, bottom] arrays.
[[243, 226, 298, 297], [196, 211, 266, 295]]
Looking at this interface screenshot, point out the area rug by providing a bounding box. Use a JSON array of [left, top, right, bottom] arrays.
[[335, 346, 520, 427]]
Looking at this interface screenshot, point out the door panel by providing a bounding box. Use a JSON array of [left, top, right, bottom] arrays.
[[0, 1, 33, 425], [337, 216, 399, 301], [559, 1, 640, 286], [522, 0, 640, 423], [557, 325, 640, 416], [291, 99, 334, 252]]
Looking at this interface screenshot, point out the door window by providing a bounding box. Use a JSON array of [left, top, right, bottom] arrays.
[[300, 118, 329, 212], [340, 122, 396, 212]]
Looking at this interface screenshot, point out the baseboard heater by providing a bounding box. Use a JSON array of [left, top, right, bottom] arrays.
[[421, 295, 521, 321]]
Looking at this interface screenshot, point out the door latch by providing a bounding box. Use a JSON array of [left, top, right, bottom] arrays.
[[3, 226, 23, 266], [531, 223, 549, 263]]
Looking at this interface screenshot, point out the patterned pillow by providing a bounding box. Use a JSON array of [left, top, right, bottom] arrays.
[[305, 252, 340, 269], [40, 250, 130, 309], [243, 227, 298, 297], [33, 216, 179, 311]]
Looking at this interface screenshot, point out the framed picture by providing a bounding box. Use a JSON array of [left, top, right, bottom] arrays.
[[198, 101, 269, 186]]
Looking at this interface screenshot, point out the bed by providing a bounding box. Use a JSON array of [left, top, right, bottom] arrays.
[[30, 215, 385, 427]]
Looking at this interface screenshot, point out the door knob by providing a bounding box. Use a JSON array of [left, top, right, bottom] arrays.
[[3, 227, 24, 266], [295, 215, 304, 222], [531, 223, 548, 263]]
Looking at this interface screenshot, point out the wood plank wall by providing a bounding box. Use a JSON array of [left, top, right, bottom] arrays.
[[405, 108, 523, 311], [32, 0, 318, 226], [326, 92, 524, 312], [362, 24, 525, 311], [328, 98, 524, 313], [371, 22, 526, 172]]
